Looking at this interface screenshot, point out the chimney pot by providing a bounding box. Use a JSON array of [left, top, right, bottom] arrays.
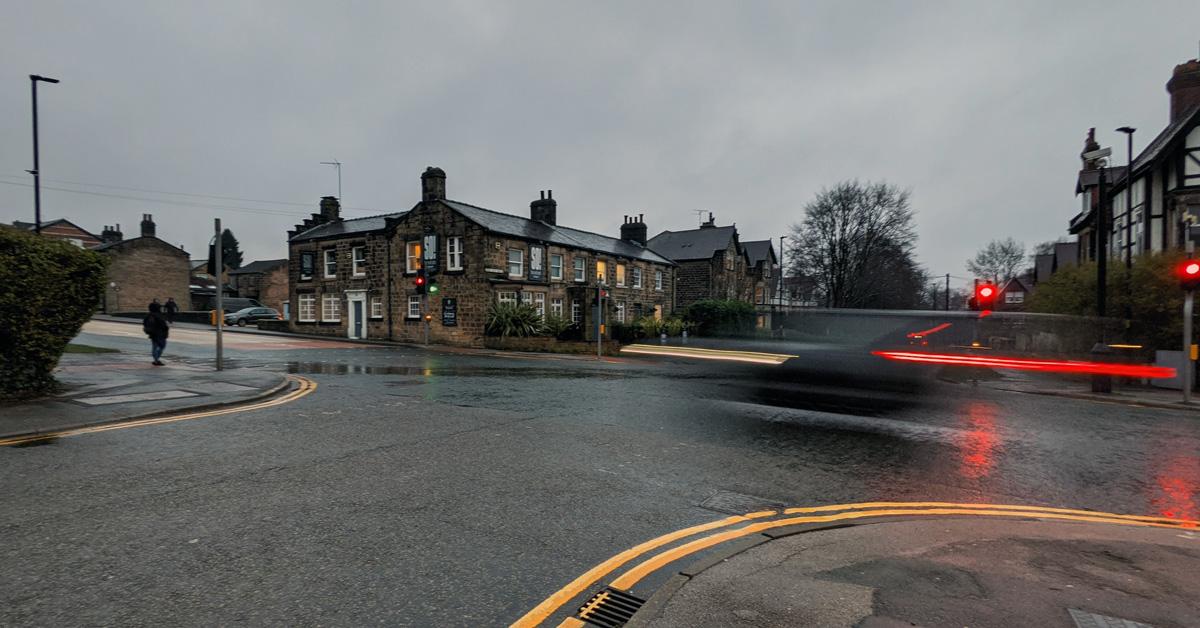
[[548, 190, 552, 199], [530, 189, 558, 225], [1167, 58, 1200, 124], [319, 196, 341, 222], [140, 214, 156, 238], [421, 166, 447, 201], [620, 213, 648, 245]]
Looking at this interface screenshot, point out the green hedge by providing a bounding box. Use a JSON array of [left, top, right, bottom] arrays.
[[683, 299, 756, 336], [0, 228, 108, 398]]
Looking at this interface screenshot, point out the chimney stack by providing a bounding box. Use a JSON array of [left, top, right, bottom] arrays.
[[700, 212, 716, 229], [101, 224, 123, 244], [620, 213, 648, 245], [319, 196, 341, 221], [140, 214, 156, 238], [421, 166, 447, 201], [530, 189, 557, 225], [1167, 58, 1200, 123]]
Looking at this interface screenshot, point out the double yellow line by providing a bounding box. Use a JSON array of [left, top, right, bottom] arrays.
[[620, 344, 797, 365], [0, 375, 317, 447], [513, 500, 1199, 627]]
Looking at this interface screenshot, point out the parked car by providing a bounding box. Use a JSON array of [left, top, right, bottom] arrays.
[[217, 297, 262, 313], [224, 307, 280, 326]]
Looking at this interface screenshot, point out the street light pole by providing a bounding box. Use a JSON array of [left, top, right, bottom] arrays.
[[1116, 128, 1135, 269], [28, 74, 60, 235], [778, 235, 787, 306]]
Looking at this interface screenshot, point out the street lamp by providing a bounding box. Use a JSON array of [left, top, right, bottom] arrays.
[[28, 74, 60, 235], [1116, 127, 1136, 269], [778, 235, 788, 306]]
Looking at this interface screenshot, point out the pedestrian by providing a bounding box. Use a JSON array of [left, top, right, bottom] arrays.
[[143, 302, 170, 366], [164, 297, 179, 324]]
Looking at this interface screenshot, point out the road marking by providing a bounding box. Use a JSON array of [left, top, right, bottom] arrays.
[[621, 344, 797, 365], [510, 510, 777, 628], [521, 502, 1200, 626], [0, 375, 316, 447]]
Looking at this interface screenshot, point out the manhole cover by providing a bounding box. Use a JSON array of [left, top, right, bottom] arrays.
[[1068, 608, 1155, 628], [699, 490, 785, 515]]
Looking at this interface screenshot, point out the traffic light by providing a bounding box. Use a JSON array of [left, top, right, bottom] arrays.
[[1178, 259, 1200, 290], [427, 276, 439, 295], [414, 269, 426, 294], [974, 282, 998, 311]]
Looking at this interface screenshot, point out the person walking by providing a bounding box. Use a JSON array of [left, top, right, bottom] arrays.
[[164, 297, 179, 324], [143, 302, 170, 366]]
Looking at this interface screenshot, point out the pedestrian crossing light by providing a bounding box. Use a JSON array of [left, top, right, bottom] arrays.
[[414, 270, 426, 294], [1177, 260, 1200, 290], [427, 278, 439, 295]]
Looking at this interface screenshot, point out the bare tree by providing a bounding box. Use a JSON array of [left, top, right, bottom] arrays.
[[789, 181, 921, 308], [966, 238, 1025, 283]]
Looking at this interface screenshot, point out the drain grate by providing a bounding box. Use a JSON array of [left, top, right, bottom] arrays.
[[576, 586, 645, 627], [1068, 608, 1155, 628]]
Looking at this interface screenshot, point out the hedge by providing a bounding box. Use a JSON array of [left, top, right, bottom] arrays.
[[683, 299, 756, 336], [0, 228, 108, 398]]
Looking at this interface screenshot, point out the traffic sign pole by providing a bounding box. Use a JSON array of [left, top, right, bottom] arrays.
[[1184, 240, 1195, 403]]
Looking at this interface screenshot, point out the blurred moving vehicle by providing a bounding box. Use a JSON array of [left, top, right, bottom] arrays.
[[224, 307, 280, 327]]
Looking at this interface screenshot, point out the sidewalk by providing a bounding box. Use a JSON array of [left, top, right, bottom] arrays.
[[0, 351, 289, 439], [981, 371, 1199, 412], [628, 516, 1200, 627]]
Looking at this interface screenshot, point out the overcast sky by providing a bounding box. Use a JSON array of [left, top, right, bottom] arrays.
[[3, 1, 1198, 292]]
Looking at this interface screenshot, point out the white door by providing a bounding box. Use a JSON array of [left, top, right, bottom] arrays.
[[346, 292, 366, 339]]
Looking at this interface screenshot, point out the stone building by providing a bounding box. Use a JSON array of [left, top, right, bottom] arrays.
[[97, 214, 191, 313], [740, 240, 778, 306], [646, 214, 751, 308], [10, 218, 103, 248], [229, 259, 288, 313], [285, 168, 676, 345]]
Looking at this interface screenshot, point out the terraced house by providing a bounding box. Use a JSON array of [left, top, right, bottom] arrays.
[[286, 168, 676, 346]]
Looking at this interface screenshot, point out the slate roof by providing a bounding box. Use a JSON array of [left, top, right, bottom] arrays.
[[228, 259, 288, 275], [93, 236, 188, 255], [288, 212, 406, 243], [646, 226, 737, 262], [443, 200, 673, 265], [12, 218, 101, 240], [1130, 105, 1200, 177], [1075, 166, 1127, 194], [741, 240, 776, 266]]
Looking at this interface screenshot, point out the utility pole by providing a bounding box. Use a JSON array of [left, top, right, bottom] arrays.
[[1184, 239, 1195, 404], [945, 273, 950, 310], [321, 160, 342, 201], [214, 218, 224, 371], [28, 75, 60, 234]]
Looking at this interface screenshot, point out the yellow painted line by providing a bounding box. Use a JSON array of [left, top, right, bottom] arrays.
[[781, 500, 1198, 526], [510, 509, 777, 628], [608, 507, 1198, 590], [621, 344, 797, 365], [0, 375, 316, 447], [556, 619, 587, 628]]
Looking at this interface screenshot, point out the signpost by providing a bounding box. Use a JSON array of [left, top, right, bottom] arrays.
[[214, 218, 223, 371]]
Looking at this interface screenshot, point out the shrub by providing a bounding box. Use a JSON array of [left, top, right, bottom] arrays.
[[662, 317, 685, 337], [1, 228, 108, 398], [610, 322, 646, 344], [541, 314, 573, 338], [683, 299, 756, 336], [484, 302, 542, 337]]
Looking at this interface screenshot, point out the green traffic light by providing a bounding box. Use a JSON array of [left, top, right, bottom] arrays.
[[428, 284, 439, 294]]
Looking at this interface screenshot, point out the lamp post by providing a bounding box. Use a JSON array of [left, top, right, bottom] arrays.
[[778, 235, 787, 306], [28, 74, 60, 234], [1116, 127, 1136, 268]]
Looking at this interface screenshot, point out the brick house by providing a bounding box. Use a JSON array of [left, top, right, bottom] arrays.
[[997, 275, 1034, 311], [646, 214, 751, 308], [228, 259, 288, 313], [740, 240, 778, 306], [286, 168, 676, 345], [11, 218, 103, 248], [96, 214, 190, 313]]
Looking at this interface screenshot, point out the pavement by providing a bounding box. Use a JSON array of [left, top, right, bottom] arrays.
[[978, 370, 1200, 412], [625, 514, 1200, 628], [0, 351, 289, 439]]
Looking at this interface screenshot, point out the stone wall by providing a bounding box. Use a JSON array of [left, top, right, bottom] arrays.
[[102, 237, 190, 314]]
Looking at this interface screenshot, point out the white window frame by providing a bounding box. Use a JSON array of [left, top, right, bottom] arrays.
[[407, 295, 421, 319], [497, 291, 517, 306], [406, 241, 421, 274], [298, 294, 316, 322], [447, 236, 464, 271], [551, 297, 563, 318], [655, 270, 663, 291], [321, 294, 340, 322], [324, 249, 337, 278], [571, 299, 582, 323], [1005, 291, 1025, 304], [573, 257, 586, 282], [370, 296, 383, 319], [507, 249, 524, 278], [300, 252, 314, 281], [632, 267, 642, 288], [615, 300, 626, 323], [533, 293, 546, 318], [352, 246, 366, 277], [550, 254, 563, 280], [616, 264, 626, 287]]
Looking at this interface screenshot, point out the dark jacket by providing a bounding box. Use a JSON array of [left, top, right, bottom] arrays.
[[143, 312, 170, 340]]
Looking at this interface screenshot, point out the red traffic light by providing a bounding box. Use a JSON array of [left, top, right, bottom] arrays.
[[973, 282, 998, 310], [414, 276, 425, 285], [1177, 259, 1200, 290], [1182, 262, 1200, 277], [978, 286, 994, 298]]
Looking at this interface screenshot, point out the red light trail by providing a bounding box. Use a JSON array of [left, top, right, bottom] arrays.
[[872, 350, 1176, 379]]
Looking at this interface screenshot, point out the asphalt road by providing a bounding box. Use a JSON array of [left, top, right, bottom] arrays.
[[2, 321, 1198, 626]]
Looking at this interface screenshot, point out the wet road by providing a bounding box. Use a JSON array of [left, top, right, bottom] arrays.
[[2, 321, 1198, 625]]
